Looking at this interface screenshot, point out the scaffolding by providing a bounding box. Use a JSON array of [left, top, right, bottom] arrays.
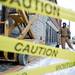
[[0, 6, 42, 65]]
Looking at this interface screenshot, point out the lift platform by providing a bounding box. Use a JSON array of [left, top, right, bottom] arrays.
[[0, 6, 42, 65]]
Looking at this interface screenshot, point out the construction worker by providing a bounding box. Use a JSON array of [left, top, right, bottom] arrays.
[[60, 22, 74, 49]]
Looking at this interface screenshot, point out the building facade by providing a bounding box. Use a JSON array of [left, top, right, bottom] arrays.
[[30, 0, 61, 45], [0, 0, 61, 45]]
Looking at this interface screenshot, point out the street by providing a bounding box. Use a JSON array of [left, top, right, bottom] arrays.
[[44, 44, 75, 75], [25, 43, 75, 75]]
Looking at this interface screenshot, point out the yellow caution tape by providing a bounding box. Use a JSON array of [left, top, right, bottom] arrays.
[[5, 61, 75, 75], [0, 0, 75, 21], [0, 0, 75, 61], [0, 0, 75, 74], [0, 35, 75, 61]]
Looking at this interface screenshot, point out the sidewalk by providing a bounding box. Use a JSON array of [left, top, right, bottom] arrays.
[[23, 43, 75, 75]]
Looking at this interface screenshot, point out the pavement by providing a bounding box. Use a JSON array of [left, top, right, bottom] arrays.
[[45, 43, 75, 75], [24, 43, 75, 75]]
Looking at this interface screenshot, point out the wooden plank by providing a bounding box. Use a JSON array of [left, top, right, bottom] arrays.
[[19, 10, 35, 38], [8, 11, 34, 38], [18, 15, 38, 39], [19, 10, 29, 24]]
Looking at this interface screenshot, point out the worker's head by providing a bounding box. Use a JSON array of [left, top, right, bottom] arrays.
[[63, 22, 66, 28]]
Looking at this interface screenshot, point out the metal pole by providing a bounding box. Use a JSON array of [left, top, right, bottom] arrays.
[[0, 6, 6, 34]]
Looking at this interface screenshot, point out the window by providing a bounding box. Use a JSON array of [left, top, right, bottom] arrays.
[[0, 6, 6, 34]]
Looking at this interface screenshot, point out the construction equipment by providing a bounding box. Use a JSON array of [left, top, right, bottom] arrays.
[[0, 6, 39, 65]]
